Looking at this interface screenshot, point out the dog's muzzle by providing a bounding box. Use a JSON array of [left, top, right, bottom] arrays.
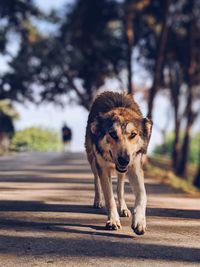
[[116, 154, 130, 173]]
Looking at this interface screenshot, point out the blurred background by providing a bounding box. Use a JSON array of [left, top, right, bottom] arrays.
[[0, 0, 199, 188]]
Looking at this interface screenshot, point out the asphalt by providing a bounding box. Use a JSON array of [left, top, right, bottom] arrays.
[[0, 152, 199, 267]]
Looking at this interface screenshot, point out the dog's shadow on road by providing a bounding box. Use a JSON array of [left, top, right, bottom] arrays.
[[0, 199, 134, 239], [0, 199, 200, 219], [0, 199, 199, 240], [0, 200, 105, 214], [1, 199, 199, 219]]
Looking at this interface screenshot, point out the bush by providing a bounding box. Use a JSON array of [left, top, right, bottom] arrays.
[[153, 132, 200, 165], [11, 127, 62, 152]]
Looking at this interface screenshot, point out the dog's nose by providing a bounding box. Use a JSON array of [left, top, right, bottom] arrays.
[[117, 154, 130, 166]]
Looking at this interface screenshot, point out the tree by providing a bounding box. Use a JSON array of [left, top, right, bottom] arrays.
[[123, 0, 150, 94], [4, 0, 128, 110], [139, 0, 200, 177], [0, 0, 46, 101], [0, 0, 41, 51], [175, 0, 200, 176], [2, 0, 156, 109]]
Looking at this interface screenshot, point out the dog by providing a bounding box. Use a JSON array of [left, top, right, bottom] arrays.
[[85, 91, 152, 235]]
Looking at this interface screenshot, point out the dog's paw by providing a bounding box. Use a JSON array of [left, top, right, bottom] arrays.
[[93, 200, 104, 209], [106, 219, 122, 230], [120, 208, 131, 217], [131, 212, 146, 235]]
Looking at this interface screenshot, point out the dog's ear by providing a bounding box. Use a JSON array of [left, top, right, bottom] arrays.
[[90, 120, 98, 135], [142, 117, 153, 153], [90, 113, 105, 135]]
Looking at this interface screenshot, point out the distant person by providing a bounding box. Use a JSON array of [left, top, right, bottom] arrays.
[[62, 123, 72, 151]]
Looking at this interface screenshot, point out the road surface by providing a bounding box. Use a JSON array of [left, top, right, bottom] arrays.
[[0, 152, 199, 267]]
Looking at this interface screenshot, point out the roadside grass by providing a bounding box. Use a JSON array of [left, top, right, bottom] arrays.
[[146, 155, 200, 194]]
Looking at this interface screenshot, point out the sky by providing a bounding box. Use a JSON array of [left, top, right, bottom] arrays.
[[0, 0, 182, 152], [34, 0, 73, 11]]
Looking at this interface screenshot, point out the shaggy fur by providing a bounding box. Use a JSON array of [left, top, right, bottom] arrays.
[[85, 91, 152, 235]]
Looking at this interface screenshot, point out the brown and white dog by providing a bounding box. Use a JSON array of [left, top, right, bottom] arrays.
[[85, 91, 152, 235]]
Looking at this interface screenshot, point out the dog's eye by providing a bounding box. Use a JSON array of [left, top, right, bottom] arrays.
[[109, 131, 118, 140], [130, 132, 137, 139]]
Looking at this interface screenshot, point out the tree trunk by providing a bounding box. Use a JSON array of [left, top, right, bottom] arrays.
[[127, 40, 133, 94], [176, 3, 195, 177], [124, 3, 135, 95], [168, 63, 181, 170], [193, 142, 200, 188], [194, 166, 200, 188], [172, 120, 180, 169], [176, 119, 191, 176], [147, 0, 170, 118]]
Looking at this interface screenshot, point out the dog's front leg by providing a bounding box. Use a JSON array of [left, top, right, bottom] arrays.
[[93, 174, 103, 208], [91, 160, 103, 208], [128, 154, 147, 235], [98, 168, 121, 230], [117, 173, 131, 217]]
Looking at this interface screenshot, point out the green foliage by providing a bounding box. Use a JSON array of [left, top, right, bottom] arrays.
[[153, 132, 200, 165], [153, 132, 173, 155], [189, 133, 200, 165], [11, 127, 62, 152]]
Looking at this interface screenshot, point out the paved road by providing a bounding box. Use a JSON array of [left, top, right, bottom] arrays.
[[0, 152, 199, 267]]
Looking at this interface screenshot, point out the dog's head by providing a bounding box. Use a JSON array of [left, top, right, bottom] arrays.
[[91, 107, 152, 173]]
